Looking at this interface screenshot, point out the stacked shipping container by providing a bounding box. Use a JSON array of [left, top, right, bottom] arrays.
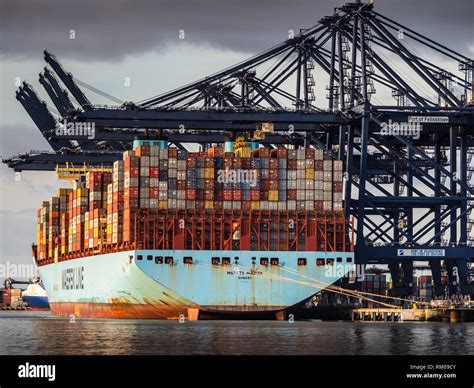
[[35, 145, 351, 265]]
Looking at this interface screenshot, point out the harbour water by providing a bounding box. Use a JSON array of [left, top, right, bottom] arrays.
[[0, 311, 472, 356]]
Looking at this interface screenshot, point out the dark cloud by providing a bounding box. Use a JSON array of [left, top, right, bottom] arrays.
[[0, 0, 472, 61], [0, 124, 51, 157]]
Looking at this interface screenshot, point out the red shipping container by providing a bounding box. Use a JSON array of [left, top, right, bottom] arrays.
[[223, 190, 233, 201], [149, 167, 159, 178], [168, 147, 178, 158], [241, 158, 251, 169], [204, 190, 214, 200], [149, 188, 159, 198], [135, 145, 150, 157], [258, 148, 270, 158], [233, 158, 242, 169], [186, 157, 197, 168], [125, 187, 139, 198], [242, 201, 251, 211], [113, 192, 124, 203], [186, 189, 197, 200], [250, 190, 260, 201], [128, 167, 139, 177], [333, 182, 343, 192], [233, 190, 242, 201], [124, 199, 139, 209], [261, 180, 270, 191], [124, 156, 139, 168], [269, 159, 278, 169], [288, 160, 297, 170], [315, 160, 324, 171], [305, 148, 315, 159]]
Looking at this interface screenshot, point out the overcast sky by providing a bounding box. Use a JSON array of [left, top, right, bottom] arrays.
[[0, 0, 473, 274]]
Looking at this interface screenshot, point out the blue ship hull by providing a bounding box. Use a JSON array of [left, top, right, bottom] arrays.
[[37, 249, 354, 319], [22, 295, 50, 309]]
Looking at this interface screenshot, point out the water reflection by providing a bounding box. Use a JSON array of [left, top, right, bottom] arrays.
[[0, 312, 472, 356]]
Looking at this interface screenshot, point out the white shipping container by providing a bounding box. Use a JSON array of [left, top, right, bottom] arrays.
[[186, 200, 196, 210], [150, 156, 160, 166], [323, 182, 333, 191], [113, 160, 124, 172], [296, 160, 306, 170], [158, 191, 168, 200], [260, 201, 269, 211], [315, 170, 324, 181], [223, 201, 232, 210], [150, 146, 160, 157], [168, 190, 177, 199], [177, 160, 187, 171], [323, 200, 333, 211], [140, 198, 150, 208], [323, 171, 333, 182], [177, 199, 186, 209], [323, 160, 332, 171], [287, 180, 297, 189], [168, 199, 177, 209], [305, 180, 314, 190], [296, 190, 305, 200], [287, 170, 297, 180], [177, 171, 186, 180], [333, 171, 343, 182], [297, 149, 305, 160], [149, 178, 159, 187], [297, 180, 306, 190], [278, 201, 287, 211], [268, 202, 278, 211], [140, 166, 150, 176], [177, 190, 186, 200], [159, 149, 168, 159], [140, 157, 150, 167], [305, 200, 314, 210], [314, 149, 324, 160], [324, 191, 333, 201], [333, 192, 343, 202], [296, 201, 306, 211], [333, 160, 343, 171], [158, 182, 168, 191], [168, 158, 178, 169], [232, 201, 241, 210], [168, 169, 177, 178], [297, 169, 305, 179], [305, 190, 314, 200]]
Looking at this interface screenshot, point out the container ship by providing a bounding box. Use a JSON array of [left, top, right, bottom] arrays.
[[33, 141, 354, 319]]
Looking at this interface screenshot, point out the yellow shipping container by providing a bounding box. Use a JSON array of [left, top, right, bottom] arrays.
[[56, 188, 70, 197], [107, 224, 113, 235], [158, 200, 168, 209], [251, 201, 260, 210], [77, 188, 89, 197], [205, 200, 214, 209], [268, 190, 279, 201], [305, 168, 315, 180], [204, 168, 215, 179], [93, 228, 99, 238], [235, 147, 251, 158]]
